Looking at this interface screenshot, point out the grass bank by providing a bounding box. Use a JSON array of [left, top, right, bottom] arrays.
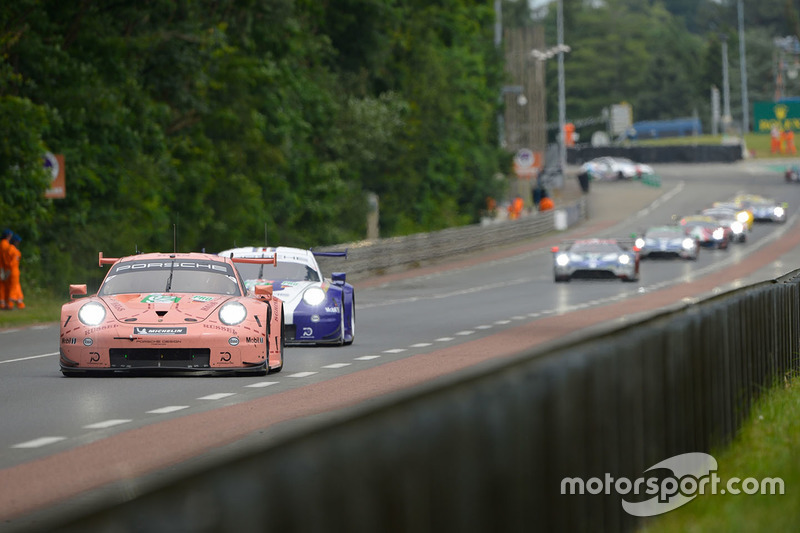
[[641, 374, 800, 532], [0, 287, 62, 329]]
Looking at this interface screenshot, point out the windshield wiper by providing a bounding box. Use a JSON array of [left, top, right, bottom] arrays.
[[165, 260, 175, 292]]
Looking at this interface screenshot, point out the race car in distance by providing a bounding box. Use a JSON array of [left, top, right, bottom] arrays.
[[59, 252, 285, 376], [678, 215, 731, 249], [731, 194, 787, 223], [551, 239, 639, 282], [634, 226, 699, 260], [219, 246, 354, 345], [579, 156, 655, 181], [700, 207, 747, 242], [711, 201, 754, 230], [786, 164, 800, 182]]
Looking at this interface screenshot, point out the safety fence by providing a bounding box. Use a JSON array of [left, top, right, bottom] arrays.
[[314, 196, 588, 280], [40, 270, 800, 532], [569, 144, 744, 164]]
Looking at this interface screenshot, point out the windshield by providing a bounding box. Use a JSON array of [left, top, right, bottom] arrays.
[[570, 242, 622, 254], [99, 259, 241, 296], [646, 228, 682, 239], [235, 261, 321, 283]]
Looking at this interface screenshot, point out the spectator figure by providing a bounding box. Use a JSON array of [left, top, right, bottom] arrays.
[[771, 125, 781, 154], [0, 229, 11, 309], [787, 129, 797, 155], [539, 191, 555, 212], [508, 195, 524, 220], [6, 233, 24, 309]]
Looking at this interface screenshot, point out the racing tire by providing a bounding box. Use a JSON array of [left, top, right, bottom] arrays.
[[554, 275, 570, 283], [343, 299, 355, 346], [270, 315, 285, 373]]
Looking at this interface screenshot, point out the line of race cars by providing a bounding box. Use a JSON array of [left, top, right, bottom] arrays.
[[59, 245, 355, 377], [550, 193, 787, 283]]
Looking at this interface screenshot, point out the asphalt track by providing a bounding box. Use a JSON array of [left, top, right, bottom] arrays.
[[1, 161, 800, 528]]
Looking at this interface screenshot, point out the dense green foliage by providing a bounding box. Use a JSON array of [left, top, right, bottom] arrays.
[[1, 0, 507, 292], [2, 0, 799, 294]]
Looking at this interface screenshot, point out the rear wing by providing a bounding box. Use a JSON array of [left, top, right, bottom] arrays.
[[311, 249, 348, 259], [230, 255, 278, 267], [98, 252, 119, 266]]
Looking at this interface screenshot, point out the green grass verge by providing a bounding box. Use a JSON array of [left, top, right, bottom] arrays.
[[0, 286, 62, 329], [641, 374, 800, 532]]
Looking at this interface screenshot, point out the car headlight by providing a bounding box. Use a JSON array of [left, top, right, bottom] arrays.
[[774, 206, 785, 217], [555, 253, 570, 267], [736, 212, 749, 223], [712, 228, 725, 240], [302, 287, 326, 306], [682, 238, 695, 250], [78, 302, 106, 326], [219, 302, 247, 325], [731, 221, 744, 234], [634, 238, 645, 249], [618, 255, 630, 265]]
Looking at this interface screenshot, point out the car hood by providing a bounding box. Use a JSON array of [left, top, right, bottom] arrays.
[[100, 293, 233, 323], [244, 279, 325, 306]]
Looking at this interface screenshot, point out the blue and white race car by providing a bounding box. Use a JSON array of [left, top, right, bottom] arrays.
[[219, 246, 355, 345], [551, 239, 640, 282]]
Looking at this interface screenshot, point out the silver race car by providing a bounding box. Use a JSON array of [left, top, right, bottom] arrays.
[[551, 239, 639, 282], [634, 226, 699, 260], [732, 194, 787, 223]]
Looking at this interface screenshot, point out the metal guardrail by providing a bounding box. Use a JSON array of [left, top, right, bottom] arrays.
[[36, 269, 800, 533], [314, 196, 588, 280]]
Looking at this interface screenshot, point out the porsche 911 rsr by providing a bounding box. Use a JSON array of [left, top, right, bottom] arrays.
[[551, 239, 639, 282], [59, 252, 284, 376], [634, 226, 699, 260], [219, 246, 355, 346], [701, 207, 747, 242], [679, 216, 731, 249]]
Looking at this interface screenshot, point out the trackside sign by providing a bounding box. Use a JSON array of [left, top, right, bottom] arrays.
[[753, 101, 800, 133]]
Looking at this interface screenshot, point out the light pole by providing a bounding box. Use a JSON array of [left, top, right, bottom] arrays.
[[556, 0, 567, 181], [721, 35, 732, 133], [738, 0, 749, 133]]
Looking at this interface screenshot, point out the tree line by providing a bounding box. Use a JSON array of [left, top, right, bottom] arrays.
[[1, 0, 798, 293]]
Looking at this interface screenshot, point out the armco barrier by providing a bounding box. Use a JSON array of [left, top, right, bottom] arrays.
[[568, 144, 744, 164], [313, 196, 588, 280], [38, 271, 800, 533]]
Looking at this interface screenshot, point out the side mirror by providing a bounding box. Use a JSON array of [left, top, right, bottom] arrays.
[[70, 284, 87, 298], [254, 284, 273, 300], [332, 272, 346, 285]]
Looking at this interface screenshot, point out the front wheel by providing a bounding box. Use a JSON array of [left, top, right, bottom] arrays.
[[344, 301, 355, 346]]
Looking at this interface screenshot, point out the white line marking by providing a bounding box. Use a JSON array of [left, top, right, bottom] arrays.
[[494, 320, 511, 325], [475, 325, 493, 330], [84, 419, 132, 429], [12, 437, 66, 449], [455, 330, 474, 336], [436, 337, 455, 342], [0, 352, 58, 364], [245, 381, 279, 388], [288, 372, 318, 378], [147, 406, 190, 414], [0, 329, 20, 334], [511, 315, 526, 320], [355, 355, 380, 361], [30, 325, 51, 330], [409, 343, 432, 348], [383, 348, 406, 354], [198, 393, 236, 400], [322, 363, 352, 369]]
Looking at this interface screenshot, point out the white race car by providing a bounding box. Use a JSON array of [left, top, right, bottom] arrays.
[[219, 246, 355, 345]]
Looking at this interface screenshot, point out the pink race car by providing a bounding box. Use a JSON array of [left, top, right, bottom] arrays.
[[59, 252, 284, 376]]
